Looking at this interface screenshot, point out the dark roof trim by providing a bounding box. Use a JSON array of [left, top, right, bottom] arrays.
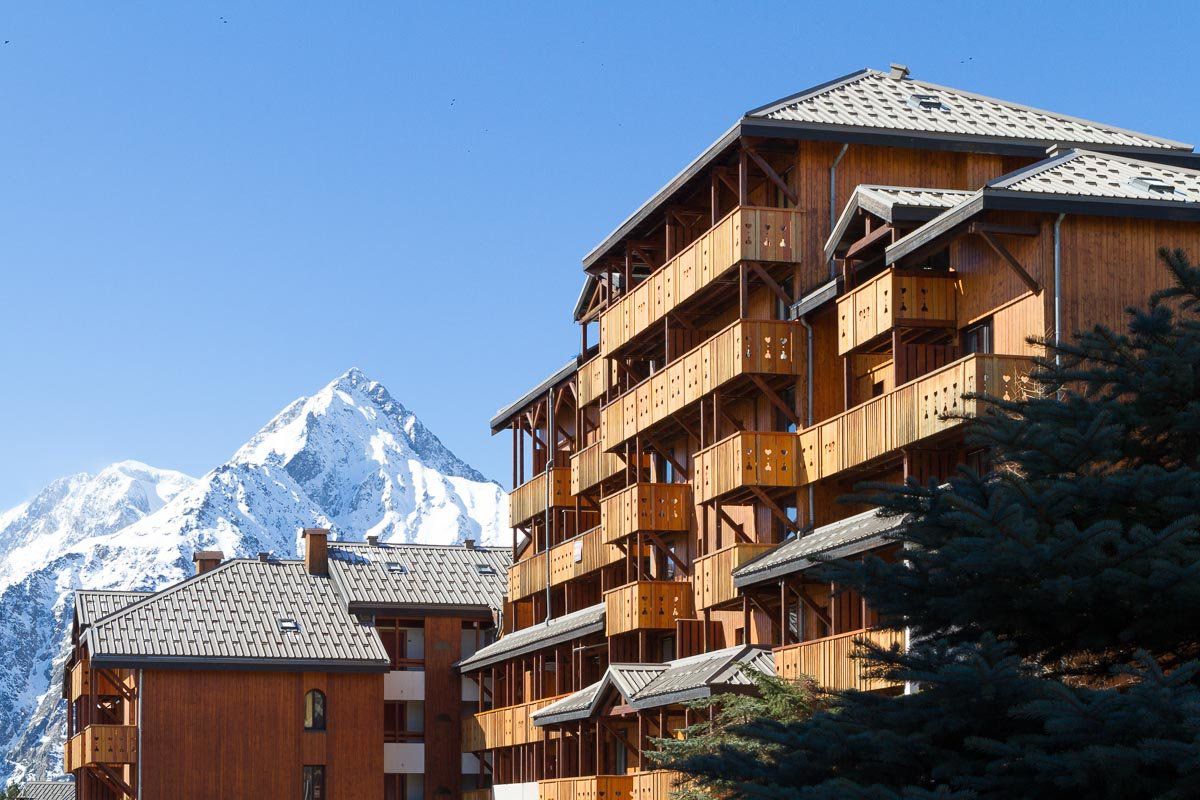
[[89, 654, 390, 673], [490, 358, 578, 433], [733, 532, 894, 588], [789, 279, 839, 319], [347, 602, 495, 620], [456, 605, 606, 672]]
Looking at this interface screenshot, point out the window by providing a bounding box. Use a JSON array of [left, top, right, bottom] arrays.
[[385, 700, 425, 742], [376, 619, 425, 668], [304, 690, 326, 731], [278, 617, 301, 634], [385, 562, 408, 575], [475, 563, 497, 576], [1129, 176, 1181, 196], [303, 765, 325, 800], [963, 319, 993, 355]]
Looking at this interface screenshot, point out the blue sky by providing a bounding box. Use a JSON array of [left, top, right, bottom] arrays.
[[1, 1, 1198, 506]]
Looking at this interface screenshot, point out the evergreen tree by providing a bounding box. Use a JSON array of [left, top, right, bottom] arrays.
[[662, 249, 1200, 799], [645, 669, 822, 800]]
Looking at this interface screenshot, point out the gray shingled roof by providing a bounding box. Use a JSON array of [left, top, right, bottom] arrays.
[[457, 603, 605, 673], [533, 646, 774, 725], [86, 559, 390, 671], [74, 590, 151, 628], [750, 69, 1188, 150], [17, 781, 75, 800], [886, 149, 1200, 265], [733, 509, 904, 588], [991, 148, 1200, 201], [328, 541, 508, 613]]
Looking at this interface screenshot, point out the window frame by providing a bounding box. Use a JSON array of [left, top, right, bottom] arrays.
[[304, 689, 327, 732]]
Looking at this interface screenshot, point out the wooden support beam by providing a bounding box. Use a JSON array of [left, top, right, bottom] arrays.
[[642, 433, 689, 480], [798, 582, 832, 628], [719, 407, 745, 433], [747, 261, 793, 308], [973, 226, 1041, 294], [749, 486, 801, 533], [717, 507, 752, 543], [745, 147, 798, 205], [844, 223, 896, 260], [969, 222, 1040, 237], [747, 593, 782, 637], [94, 765, 136, 799], [749, 375, 800, 426], [644, 531, 690, 575]]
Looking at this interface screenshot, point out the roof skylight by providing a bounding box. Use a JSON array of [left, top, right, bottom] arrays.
[[1129, 176, 1181, 196], [907, 93, 951, 112], [385, 562, 408, 575], [277, 617, 301, 634], [476, 563, 497, 576]]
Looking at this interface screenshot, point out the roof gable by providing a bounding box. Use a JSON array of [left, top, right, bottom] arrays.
[[991, 148, 1200, 202], [750, 69, 1189, 151], [74, 590, 152, 628]]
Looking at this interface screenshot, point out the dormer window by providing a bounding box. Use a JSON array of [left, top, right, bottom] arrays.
[[278, 617, 301, 634], [1129, 176, 1181, 196], [908, 93, 950, 112]]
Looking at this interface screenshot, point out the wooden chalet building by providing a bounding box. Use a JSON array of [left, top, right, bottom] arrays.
[[64, 531, 508, 800], [466, 65, 1200, 800]]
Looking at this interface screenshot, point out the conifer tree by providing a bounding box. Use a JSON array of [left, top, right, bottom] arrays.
[[659, 249, 1200, 799]]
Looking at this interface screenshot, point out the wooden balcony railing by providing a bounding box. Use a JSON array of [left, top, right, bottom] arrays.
[[549, 526, 628, 585], [539, 775, 634, 800], [605, 580, 694, 636], [798, 354, 1034, 485], [837, 268, 958, 355], [631, 770, 687, 800], [600, 205, 804, 356], [693, 542, 776, 610], [68, 660, 124, 702], [693, 431, 800, 504], [462, 694, 571, 752], [600, 319, 803, 452], [508, 549, 549, 602], [571, 441, 626, 496], [510, 467, 574, 528], [463, 790, 492, 800], [64, 724, 138, 772], [578, 354, 613, 407], [601, 483, 692, 544], [774, 628, 905, 692]]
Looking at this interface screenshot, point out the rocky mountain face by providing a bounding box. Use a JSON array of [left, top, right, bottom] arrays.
[[0, 369, 507, 785]]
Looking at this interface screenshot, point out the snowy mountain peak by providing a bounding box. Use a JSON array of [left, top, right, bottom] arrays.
[[0, 370, 507, 784]]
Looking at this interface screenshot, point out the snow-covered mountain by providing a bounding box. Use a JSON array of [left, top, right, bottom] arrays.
[[0, 368, 507, 785]]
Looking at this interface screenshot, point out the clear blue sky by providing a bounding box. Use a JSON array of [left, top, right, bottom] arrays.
[[1, 1, 1197, 506]]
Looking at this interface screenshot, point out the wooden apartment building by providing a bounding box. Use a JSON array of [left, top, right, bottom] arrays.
[[463, 65, 1200, 800], [64, 531, 509, 800]]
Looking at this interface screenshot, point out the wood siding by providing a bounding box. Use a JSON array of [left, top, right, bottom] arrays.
[[511, 467, 574, 527], [693, 543, 776, 610], [540, 774, 634, 800], [601, 483, 692, 543], [774, 628, 905, 692], [139, 669, 382, 800], [693, 431, 800, 504], [837, 268, 958, 355], [604, 581, 694, 635], [463, 695, 570, 751]]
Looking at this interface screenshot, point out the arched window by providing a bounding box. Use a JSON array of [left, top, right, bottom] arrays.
[[305, 689, 326, 731]]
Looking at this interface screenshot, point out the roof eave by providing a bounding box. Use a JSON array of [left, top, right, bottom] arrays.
[[88, 654, 391, 673], [489, 357, 579, 433]]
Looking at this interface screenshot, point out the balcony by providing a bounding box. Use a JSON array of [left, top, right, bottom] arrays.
[[571, 441, 626, 496], [600, 205, 804, 357], [631, 771, 687, 800], [693, 543, 776, 611], [549, 525, 629, 586], [64, 724, 138, 772], [837, 268, 958, 356], [509, 526, 636, 602], [578, 355, 612, 408], [539, 775, 634, 800], [798, 354, 1034, 486], [601, 483, 691, 544], [774, 628, 905, 692], [604, 580, 694, 636], [68, 660, 125, 702], [463, 694, 571, 752], [693, 431, 800, 504], [600, 319, 803, 453], [463, 791, 493, 800], [510, 467, 574, 528]]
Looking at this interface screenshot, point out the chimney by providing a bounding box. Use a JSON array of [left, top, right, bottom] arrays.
[[889, 63, 910, 80], [464, 538, 476, 550], [192, 550, 224, 575], [303, 528, 329, 576], [258, 552, 271, 563], [366, 534, 380, 547]]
